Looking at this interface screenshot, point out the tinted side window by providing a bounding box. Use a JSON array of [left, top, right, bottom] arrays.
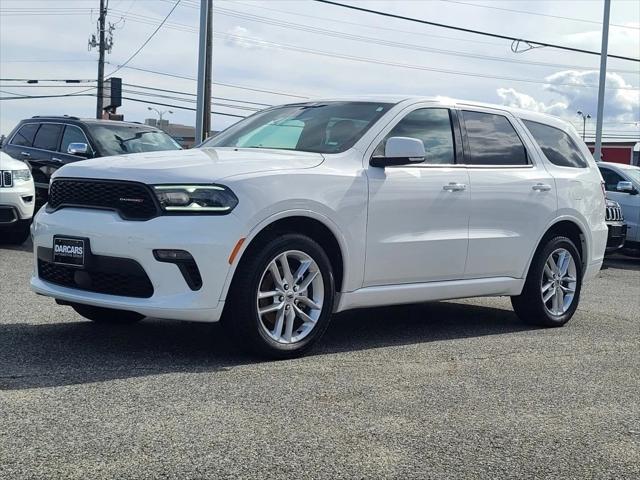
[[462, 111, 528, 165], [33, 124, 63, 151], [523, 120, 587, 168], [599, 167, 626, 191], [374, 108, 455, 164], [60, 125, 91, 155], [10, 123, 39, 147]]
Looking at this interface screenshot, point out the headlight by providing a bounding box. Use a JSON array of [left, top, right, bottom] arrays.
[[153, 184, 238, 214], [12, 169, 32, 184]]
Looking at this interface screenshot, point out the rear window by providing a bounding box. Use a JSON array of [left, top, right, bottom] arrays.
[[10, 123, 39, 147], [33, 124, 63, 151], [462, 111, 528, 165], [523, 120, 587, 168]]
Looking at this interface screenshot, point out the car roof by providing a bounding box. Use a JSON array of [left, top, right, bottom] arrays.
[[599, 161, 640, 171], [281, 95, 574, 130], [22, 117, 157, 129]]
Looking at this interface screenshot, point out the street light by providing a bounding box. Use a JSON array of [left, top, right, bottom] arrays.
[[147, 106, 173, 129], [577, 110, 591, 141]]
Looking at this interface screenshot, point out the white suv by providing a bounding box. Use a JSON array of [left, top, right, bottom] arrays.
[[30, 97, 607, 357], [0, 151, 35, 244]]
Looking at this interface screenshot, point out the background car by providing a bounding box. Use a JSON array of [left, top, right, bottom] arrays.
[[604, 198, 626, 253], [2, 116, 182, 205], [0, 151, 35, 244], [598, 162, 640, 251]]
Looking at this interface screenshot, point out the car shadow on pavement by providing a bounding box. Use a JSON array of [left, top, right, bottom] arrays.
[[0, 238, 32, 253], [0, 301, 534, 391], [601, 254, 640, 271]]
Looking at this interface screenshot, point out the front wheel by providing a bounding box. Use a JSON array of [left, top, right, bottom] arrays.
[[71, 303, 145, 324], [511, 236, 583, 327], [226, 233, 335, 359]]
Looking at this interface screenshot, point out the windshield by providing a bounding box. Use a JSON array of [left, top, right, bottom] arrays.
[[203, 101, 393, 154], [89, 124, 182, 156], [625, 168, 640, 184]]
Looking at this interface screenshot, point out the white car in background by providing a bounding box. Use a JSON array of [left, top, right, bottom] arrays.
[[0, 151, 35, 244], [30, 97, 607, 358], [598, 162, 640, 251]]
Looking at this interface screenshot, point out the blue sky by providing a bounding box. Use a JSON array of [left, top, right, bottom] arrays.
[[0, 0, 638, 139]]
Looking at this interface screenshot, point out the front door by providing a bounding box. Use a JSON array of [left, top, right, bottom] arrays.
[[364, 106, 470, 286]]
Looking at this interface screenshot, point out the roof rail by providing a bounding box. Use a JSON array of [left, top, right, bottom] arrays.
[[31, 115, 80, 120]]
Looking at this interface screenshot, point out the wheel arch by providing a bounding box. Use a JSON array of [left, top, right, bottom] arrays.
[[524, 216, 589, 279], [220, 211, 349, 302]]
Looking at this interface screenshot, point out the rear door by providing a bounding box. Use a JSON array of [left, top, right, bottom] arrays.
[[3, 122, 40, 164], [460, 108, 557, 279]]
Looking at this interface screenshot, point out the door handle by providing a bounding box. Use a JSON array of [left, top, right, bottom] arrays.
[[20, 151, 31, 158], [443, 182, 467, 192], [532, 183, 552, 192], [51, 157, 64, 163]]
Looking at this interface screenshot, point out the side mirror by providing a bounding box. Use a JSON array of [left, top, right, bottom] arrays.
[[370, 137, 425, 168], [616, 180, 636, 194], [67, 142, 89, 157]]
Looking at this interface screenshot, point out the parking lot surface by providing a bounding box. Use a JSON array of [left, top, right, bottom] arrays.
[[1, 242, 638, 479]]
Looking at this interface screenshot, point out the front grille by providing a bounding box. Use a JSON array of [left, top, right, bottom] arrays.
[[38, 257, 154, 298], [1, 171, 12, 187], [48, 179, 159, 220], [606, 205, 623, 222]]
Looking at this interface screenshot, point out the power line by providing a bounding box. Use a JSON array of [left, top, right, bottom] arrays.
[[216, 32, 640, 91], [104, 62, 310, 98], [313, 0, 640, 63], [105, 0, 182, 79], [214, 6, 639, 75], [439, 0, 640, 30], [122, 96, 247, 118], [123, 83, 273, 106]]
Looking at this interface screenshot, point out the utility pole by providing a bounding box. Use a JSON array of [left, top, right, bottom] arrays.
[[577, 111, 591, 141], [96, 0, 107, 119], [89, 0, 115, 119], [195, 0, 213, 144], [594, 0, 611, 162]]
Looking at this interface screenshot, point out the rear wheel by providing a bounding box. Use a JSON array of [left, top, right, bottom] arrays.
[[71, 303, 145, 324], [511, 236, 582, 327], [225, 233, 335, 359]]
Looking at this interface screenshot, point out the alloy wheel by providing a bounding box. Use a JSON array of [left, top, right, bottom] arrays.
[[541, 248, 577, 316], [256, 250, 324, 344]]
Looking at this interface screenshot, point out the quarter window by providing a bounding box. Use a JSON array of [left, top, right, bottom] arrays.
[[60, 125, 91, 155], [10, 123, 39, 147], [462, 111, 528, 165], [32, 124, 63, 151], [374, 108, 456, 164], [523, 120, 587, 168]]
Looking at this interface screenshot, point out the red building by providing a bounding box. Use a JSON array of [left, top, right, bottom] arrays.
[[586, 140, 639, 165]]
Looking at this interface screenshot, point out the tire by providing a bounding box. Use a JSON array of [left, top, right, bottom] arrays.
[[71, 303, 145, 324], [511, 235, 583, 327], [225, 233, 335, 359], [0, 220, 31, 245]]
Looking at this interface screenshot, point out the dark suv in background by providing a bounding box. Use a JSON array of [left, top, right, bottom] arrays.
[[2, 116, 181, 204]]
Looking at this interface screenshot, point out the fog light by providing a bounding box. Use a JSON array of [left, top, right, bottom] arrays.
[[153, 249, 193, 261], [153, 249, 203, 291]]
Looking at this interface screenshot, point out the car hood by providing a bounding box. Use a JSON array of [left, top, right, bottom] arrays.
[[0, 151, 30, 170], [53, 147, 325, 184]]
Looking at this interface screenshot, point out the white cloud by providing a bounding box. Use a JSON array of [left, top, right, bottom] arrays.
[[496, 88, 567, 116], [224, 26, 268, 50], [497, 70, 639, 124]]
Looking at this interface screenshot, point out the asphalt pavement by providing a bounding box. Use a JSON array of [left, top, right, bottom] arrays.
[[1, 241, 638, 479]]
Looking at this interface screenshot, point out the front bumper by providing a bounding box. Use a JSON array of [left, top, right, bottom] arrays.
[[0, 184, 35, 221], [605, 221, 627, 253], [30, 207, 244, 322]]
